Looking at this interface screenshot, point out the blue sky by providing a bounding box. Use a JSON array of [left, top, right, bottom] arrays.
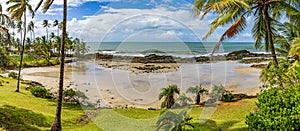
[[1, 0, 254, 42]]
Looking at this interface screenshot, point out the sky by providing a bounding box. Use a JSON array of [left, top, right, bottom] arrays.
[[0, 0, 254, 42]]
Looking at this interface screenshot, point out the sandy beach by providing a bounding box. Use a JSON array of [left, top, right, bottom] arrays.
[[10, 60, 263, 109]]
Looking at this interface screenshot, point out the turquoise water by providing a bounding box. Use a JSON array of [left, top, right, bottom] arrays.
[[86, 42, 266, 57]]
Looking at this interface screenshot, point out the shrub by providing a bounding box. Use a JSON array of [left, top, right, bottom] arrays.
[[222, 90, 234, 102], [8, 72, 18, 79], [63, 89, 88, 104], [63, 89, 76, 97], [246, 85, 300, 130], [30, 87, 52, 99]]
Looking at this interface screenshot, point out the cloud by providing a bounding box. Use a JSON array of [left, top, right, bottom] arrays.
[[67, 6, 218, 42]]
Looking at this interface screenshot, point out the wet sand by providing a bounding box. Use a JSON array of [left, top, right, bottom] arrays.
[[12, 61, 262, 109]]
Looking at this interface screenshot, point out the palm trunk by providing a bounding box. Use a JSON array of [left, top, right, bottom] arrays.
[[196, 94, 200, 105], [16, 11, 27, 92], [50, 0, 67, 130], [264, 6, 278, 68]]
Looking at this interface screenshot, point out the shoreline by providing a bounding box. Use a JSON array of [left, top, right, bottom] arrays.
[[2, 50, 267, 109]]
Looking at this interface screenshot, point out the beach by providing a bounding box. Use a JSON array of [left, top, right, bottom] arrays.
[[16, 58, 263, 109]]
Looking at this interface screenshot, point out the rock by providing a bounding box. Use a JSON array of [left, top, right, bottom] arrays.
[[227, 50, 250, 56], [148, 107, 156, 110]]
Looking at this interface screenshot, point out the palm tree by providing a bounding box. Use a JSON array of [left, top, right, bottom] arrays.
[[0, 4, 11, 49], [156, 110, 194, 131], [42, 19, 50, 42], [27, 21, 35, 42], [176, 93, 192, 107], [159, 85, 180, 109], [192, 0, 300, 68], [186, 84, 208, 105], [7, 0, 35, 92], [35, 0, 67, 130], [53, 19, 59, 36]]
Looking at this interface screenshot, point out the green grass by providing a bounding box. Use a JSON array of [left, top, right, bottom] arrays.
[[8, 56, 59, 68], [92, 100, 257, 130], [0, 76, 257, 130], [0, 77, 101, 131]]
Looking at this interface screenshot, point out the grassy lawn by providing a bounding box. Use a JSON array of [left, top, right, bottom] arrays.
[[0, 77, 101, 131], [0, 76, 257, 130]]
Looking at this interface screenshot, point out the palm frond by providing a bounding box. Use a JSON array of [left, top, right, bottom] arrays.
[[42, 0, 54, 13], [212, 16, 246, 54]]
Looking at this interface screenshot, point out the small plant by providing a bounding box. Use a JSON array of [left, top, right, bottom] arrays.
[[222, 90, 234, 102], [30, 86, 52, 99], [63, 89, 88, 104], [8, 72, 18, 79]]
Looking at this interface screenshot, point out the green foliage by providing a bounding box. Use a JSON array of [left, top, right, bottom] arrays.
[[246, 85, 300, 130], [0, 105, 51, 131], [63, 89, 88, 104], [176, 93, 192, 107], [0, 48, 9, 67], [222, 91, 234, 102], [8, 72, 18, 79], [186, 84, 208, 104], [30, 86, 52, 99], [159, 85, 180, 109], [260, 59, 300, 88], [63, 88, 76, 97], [156, 110, 194, 131], [247, 60, 300, 130]]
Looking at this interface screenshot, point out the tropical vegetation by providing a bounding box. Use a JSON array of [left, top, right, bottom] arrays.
[[186, 84, 208, 105]]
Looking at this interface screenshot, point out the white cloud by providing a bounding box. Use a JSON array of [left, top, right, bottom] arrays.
[[66, 6, 217, 42]]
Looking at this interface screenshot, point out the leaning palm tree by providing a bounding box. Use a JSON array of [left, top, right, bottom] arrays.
[[6, 0, 35, 92], [192, 0, 300, 68], [186, 84, 208, 105], [159, 85, 180, 109], [35, 0, 67, 130]]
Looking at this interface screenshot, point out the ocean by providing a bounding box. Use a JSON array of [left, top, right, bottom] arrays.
[[86, 42, 266, 58]]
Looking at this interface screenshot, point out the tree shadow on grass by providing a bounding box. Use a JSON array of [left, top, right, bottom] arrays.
[[191, 119, 244, 131], [0, 105, 51, 131]]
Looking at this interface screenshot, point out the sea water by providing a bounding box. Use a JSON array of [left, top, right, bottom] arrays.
[[86, 42, 266, 57]]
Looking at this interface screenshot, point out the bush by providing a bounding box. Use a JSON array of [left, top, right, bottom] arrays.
[[8, 72, 18, 79], [30, 87, 52, 99], [63, 88, 76, 97], [222, 91, 234, 102], [63, 89, 88, 104], [246, 85, 300, 130]]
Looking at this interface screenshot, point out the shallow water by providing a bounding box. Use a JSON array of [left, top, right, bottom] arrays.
[[71, 61, 262, 107]]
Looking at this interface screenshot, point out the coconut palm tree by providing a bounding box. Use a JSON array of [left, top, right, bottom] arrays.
[[186, 84, 208, 105], [192, 0, 300, 68], [35, 0, 67, 130], [156, 110, 194, 131], [42, 19, 50, 42], [0, 4, 11, 49], [6, 0, 35, 92], [27, 21, 35, 42], [53, 19, 59, 36], [176, 93, 192, 107], [159, 85, 180, 109]]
